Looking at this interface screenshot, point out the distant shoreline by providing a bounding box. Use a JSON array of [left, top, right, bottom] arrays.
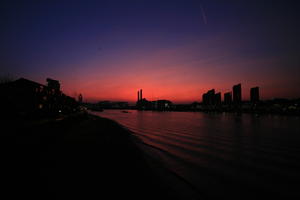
[[89, 107, 300, 116]]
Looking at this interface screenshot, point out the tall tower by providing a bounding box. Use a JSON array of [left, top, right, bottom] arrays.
[[224, 92, 232, 105], [140, 89, 143, 100], [250, 87, 259, 103], [233, 83, 242, 104], [207, 89, 215, 105], [137, 91, 140, 101], [215, 92, 221, 105]]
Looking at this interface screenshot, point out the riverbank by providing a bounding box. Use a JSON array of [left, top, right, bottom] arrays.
[[1, 113, 188, 200], [92, 109, 300, 198]]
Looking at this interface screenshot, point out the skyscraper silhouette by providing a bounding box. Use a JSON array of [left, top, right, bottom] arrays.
[[233, 84, 242, 105], [250, 87, 259, 103], [207, 89, 215, 105], [224, 92, 232, 105], [215, 92, 221, 105]]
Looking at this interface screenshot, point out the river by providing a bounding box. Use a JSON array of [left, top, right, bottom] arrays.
[[92, 110, 300, 198]]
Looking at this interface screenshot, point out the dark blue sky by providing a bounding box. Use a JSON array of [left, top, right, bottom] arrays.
[[1, 0, 299, 102]]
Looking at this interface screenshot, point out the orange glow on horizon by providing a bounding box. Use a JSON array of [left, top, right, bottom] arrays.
[[54, 36, 299, 103]]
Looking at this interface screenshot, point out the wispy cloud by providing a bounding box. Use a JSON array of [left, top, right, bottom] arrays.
[[200, 4, 207, 25]]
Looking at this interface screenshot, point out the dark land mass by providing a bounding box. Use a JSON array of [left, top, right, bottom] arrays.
[[1, 113, 183, 200]]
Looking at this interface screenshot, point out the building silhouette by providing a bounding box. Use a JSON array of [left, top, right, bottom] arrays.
[[207, 89, 215, 105], [47, 78, 60, 93], [153, 100, 172, 111], [233, 83, 242, 105], [250, 87, 259, 103], [137, 89, 143, 102], [136, 89, 172, 110], [0, 78, 78, 117], [202, 93, 208, 105], [215, 92, 221, 105], [136, 89, 147, 110], [202, 89, 216, 105], [224, 92, 232, 105]]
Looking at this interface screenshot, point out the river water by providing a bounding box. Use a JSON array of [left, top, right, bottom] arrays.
[[92, 110, 300, 198]]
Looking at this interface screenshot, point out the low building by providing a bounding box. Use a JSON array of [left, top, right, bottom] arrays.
[[155, 100, 172, 111], [0, 78, 78, 117]]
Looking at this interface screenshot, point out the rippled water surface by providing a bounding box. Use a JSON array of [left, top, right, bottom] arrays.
[[92, 110, 300, 198]]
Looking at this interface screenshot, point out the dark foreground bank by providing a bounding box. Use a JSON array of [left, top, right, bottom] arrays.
[[1, 113, 184, 200]]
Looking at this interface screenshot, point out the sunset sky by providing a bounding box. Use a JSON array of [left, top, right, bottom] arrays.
[[1, 0, 299, 103]]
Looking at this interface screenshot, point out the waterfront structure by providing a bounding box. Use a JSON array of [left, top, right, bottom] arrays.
[[250, 87, 259, 103], [136, 89, 172, 110], [202, 89, 216, 105], [233, 83, 242, 104], [202, 93, 208, 105], [137, 89, 143, 102], [0, 78, 78, 116], [136, 89, 148, 109], [224, 92, 232, 105], [155, 100, 172, 110], [215, 92, 221, 105], [207, 89, 215, 105], [47, 78, 60, 93]]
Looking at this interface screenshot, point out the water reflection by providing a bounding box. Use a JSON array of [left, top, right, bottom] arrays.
[[92, 110, 300, 198]]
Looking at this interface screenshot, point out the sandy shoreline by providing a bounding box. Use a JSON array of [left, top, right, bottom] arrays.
[[1, 112, 192, 200]]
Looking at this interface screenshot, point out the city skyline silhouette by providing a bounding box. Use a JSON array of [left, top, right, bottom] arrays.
[[1, 1, 300, 199], [1, 0, 299, 103]]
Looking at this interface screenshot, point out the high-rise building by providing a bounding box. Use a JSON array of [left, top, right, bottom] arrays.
[[224, 92, 232, 105], [137, 91, 140, 101], [207, 89, 215, 105], [233, 83, 242, 104], [202, 89, 217, 105], [202, 93, 208, 105], [215, 92, 221, 105], [250, 87, 259, 103]]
